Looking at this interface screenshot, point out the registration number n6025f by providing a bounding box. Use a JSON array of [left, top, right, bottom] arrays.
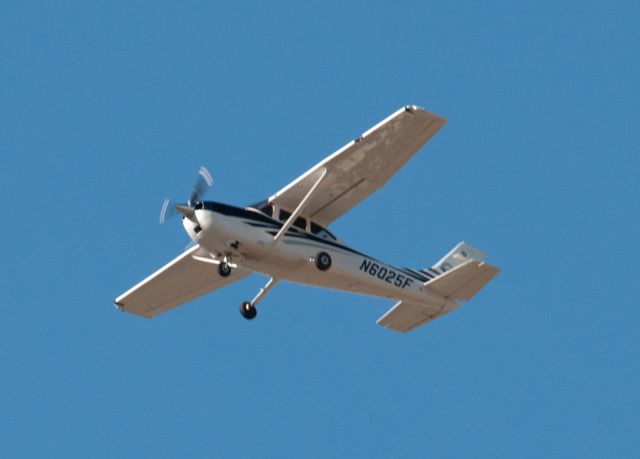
[[359, 259, 413, 289]]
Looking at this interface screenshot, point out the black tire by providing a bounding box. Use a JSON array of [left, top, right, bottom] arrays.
[[218, 262, 231, 277], [239, 301, 257, 320], [315, 251, 332, 271]]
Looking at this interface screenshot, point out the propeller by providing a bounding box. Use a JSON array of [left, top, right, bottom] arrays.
[[190, 166, 213, 206], [159, 166, 214, 224]]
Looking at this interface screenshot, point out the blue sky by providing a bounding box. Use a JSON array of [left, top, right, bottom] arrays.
[[1, 1, 639, 457]]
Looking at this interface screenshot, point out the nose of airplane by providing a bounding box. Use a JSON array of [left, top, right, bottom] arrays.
[[174, 204, 197, 221], [182, 211, 203, 239]]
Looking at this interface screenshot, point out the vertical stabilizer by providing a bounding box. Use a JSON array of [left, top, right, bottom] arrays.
[[432, 241, 485, 272]]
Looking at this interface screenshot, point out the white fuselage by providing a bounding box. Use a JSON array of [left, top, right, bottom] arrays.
[[184, 202, 450, 307]]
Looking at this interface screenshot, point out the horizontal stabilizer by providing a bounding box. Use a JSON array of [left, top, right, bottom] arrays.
[[424, 259, 500, 301], [378, 254, 499, 333], [377, 300, 452, 333]]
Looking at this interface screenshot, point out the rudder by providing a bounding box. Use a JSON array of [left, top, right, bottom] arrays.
[[432, 241, 485, 272]]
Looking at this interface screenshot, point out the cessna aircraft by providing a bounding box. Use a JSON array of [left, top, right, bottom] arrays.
[[115, 105, 499, 333]]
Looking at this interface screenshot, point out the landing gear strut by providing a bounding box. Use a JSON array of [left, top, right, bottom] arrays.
[[239, 277, 277, 321]]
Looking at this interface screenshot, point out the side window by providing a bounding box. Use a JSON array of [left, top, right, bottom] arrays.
[[278, 209, 306, 230], [317, 229, 336, 240], [310, 222, 336, 240], [261, 205, 273, 217], [279, 209, 291, 222]]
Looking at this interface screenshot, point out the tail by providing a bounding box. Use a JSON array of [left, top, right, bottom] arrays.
[[432, 241, 485, 271], [377, 242, 499, 333], [411, 241, 487, 281], [422, 241, 499, 301]]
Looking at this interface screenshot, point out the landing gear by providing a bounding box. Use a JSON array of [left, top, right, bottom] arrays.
[[239, 277, 277, 321], [315, 251, 332, 271], [239, 301, 257, 320], [218, 262, 231, 277]]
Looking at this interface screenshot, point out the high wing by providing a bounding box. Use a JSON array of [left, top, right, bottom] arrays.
[[114, 245, 251, 318], [268, 105, 446, 226]]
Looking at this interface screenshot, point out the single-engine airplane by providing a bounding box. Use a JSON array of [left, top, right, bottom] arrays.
[[115, 105, 499, 332]]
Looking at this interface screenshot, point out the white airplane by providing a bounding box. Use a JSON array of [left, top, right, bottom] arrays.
[[115, 105, 499, 333]]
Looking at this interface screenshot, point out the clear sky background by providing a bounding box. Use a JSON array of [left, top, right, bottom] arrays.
[[1, 1, 639, 457]]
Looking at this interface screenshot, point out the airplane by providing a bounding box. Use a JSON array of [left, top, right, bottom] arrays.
[[114, 105, 500, 333]]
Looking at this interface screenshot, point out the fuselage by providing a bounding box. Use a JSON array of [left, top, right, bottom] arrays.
[[184, 201, 450, 307]]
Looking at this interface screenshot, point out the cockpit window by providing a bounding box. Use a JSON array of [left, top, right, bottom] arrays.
[[260, 204, 273, 217], [278, 209, 306, 230], [310, 222, 337, 240], [279, 209, 291, 221]]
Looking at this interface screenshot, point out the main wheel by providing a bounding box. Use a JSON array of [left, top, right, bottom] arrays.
[[218, 262, 231, 277], [315, 251, 332, 271], [239, 301, 257, 320]]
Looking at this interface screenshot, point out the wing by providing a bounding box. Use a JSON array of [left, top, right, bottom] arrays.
[[114, 245, 251, 318], [268, 105, 446, 226]]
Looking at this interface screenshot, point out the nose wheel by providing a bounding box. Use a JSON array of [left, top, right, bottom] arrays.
[[239, 301, 257, 320], [218, 262, 231, 277]]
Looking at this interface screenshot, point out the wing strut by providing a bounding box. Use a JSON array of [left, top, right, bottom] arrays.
[[273, 168, 327, 243]]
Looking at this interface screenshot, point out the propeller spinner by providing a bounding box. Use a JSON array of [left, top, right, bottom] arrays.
[[159, 166, 213, 224]]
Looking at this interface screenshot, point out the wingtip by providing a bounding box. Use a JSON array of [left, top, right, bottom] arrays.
[[114, 300, 124, 311], [405, 104, 423, 113], [405, 104, 447, 124]]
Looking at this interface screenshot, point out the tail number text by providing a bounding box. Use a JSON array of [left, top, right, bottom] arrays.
[[359, 259, 413, 289]]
